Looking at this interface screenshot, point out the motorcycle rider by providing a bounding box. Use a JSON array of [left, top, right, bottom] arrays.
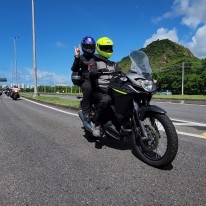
[[71, 36, 96, 124], [11, 85, 20, 98], [88, 37, 121, 137], [11, 85, 20, 93]]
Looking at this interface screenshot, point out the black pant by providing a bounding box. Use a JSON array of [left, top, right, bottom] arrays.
[[81, 79, 92, 116], [92, 89, 112, 126]]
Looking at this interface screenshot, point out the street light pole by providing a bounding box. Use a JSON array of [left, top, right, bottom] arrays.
[[32, 0, 38, 96], [182, 62, 185, 95], [13, 36, 19, 86]]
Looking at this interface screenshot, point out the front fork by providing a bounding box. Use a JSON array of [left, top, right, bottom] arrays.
[[133, 100, 166, 140], [133, 101, 149, 140]]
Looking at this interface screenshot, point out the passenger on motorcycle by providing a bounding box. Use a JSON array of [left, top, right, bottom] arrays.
[[12, 85, 20, 93], [88, 37, 121, 137], [71, 36, 96, 125]]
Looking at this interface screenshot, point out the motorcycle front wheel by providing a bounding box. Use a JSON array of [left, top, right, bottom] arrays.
[[132, 113, 178, 168]]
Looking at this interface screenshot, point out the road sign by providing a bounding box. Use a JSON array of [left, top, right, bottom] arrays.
[[0, 78, 7, 82]]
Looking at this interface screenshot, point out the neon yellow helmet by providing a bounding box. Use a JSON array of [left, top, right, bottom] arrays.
[[96, 37, 113, 58]]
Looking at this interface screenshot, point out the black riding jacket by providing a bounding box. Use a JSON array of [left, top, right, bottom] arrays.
[[71, 54, 93, 79]]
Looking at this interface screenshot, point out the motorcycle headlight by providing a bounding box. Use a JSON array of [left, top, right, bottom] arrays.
[[138, 80, 155, 92]]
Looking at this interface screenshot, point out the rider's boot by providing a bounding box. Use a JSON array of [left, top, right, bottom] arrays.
[[92, 125, 101, 137], [82, 113, 91, 129]]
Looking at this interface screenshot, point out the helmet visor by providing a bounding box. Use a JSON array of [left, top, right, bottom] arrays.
[[99, 45, 113, 53], [82, 43, 95, 50]]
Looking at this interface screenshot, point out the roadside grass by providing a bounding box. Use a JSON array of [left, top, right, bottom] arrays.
[[21, 93, 80, 108]]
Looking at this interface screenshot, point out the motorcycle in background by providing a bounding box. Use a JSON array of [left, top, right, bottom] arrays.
[[10, 87, 20, 100], [5, 88, 11, 97], [78, 50, 178, 168]]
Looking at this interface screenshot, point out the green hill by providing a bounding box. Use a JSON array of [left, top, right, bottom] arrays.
[[141, 39, 199, 69], [118, 39, 206, 95]]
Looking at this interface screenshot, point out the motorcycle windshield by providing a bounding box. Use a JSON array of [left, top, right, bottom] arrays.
[[129, 50, 152, 79]]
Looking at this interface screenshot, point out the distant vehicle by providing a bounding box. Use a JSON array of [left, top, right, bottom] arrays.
[[0, 91, 2, 96], [10, 87, 20, 100], [158, 90, 172, 95], [5, 88, 12, 96]]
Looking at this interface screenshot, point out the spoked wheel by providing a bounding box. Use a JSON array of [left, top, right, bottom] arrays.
[[132, 113, 178, 168]]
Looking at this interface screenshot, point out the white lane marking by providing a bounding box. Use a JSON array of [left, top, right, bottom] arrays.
[[172, 118, 206, 139], [23, 98, 206, 139], [171, 118, 206, 127], [22, 97, 78, 116], [176, 131, 206, 139], [173, 122, 195, 126]]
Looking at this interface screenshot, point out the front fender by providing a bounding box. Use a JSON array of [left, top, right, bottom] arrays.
[[138, 105, 166, 121]]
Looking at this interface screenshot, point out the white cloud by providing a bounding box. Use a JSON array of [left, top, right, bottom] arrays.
[[153, 0, 206, 28], [151, 0, 206, 58], [186, 24, 206, 58], [175, 0, 206, 28], [23, 68, 70, 86], [144, 28, 179, 47]]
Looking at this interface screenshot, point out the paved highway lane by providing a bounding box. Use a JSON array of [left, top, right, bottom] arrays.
[[152, 100, 206, 124], [0, 95, 206, 206], [152, 100, 206, 138]]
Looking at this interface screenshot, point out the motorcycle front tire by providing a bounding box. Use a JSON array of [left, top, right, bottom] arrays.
[[132, 113, 178, 168]]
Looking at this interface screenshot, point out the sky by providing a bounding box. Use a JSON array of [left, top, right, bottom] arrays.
[[0, 0, 206, 87]]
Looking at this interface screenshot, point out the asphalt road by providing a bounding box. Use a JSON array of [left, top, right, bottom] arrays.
[[152, 99, 206, 124], [0, 94, 206, 206], [153, 100, 206, 138]]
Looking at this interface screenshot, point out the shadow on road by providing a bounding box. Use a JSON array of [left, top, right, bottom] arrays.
[[83, 129, 174, 170], [131, 149, 174, 170], [83, 130, 132, 151]]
